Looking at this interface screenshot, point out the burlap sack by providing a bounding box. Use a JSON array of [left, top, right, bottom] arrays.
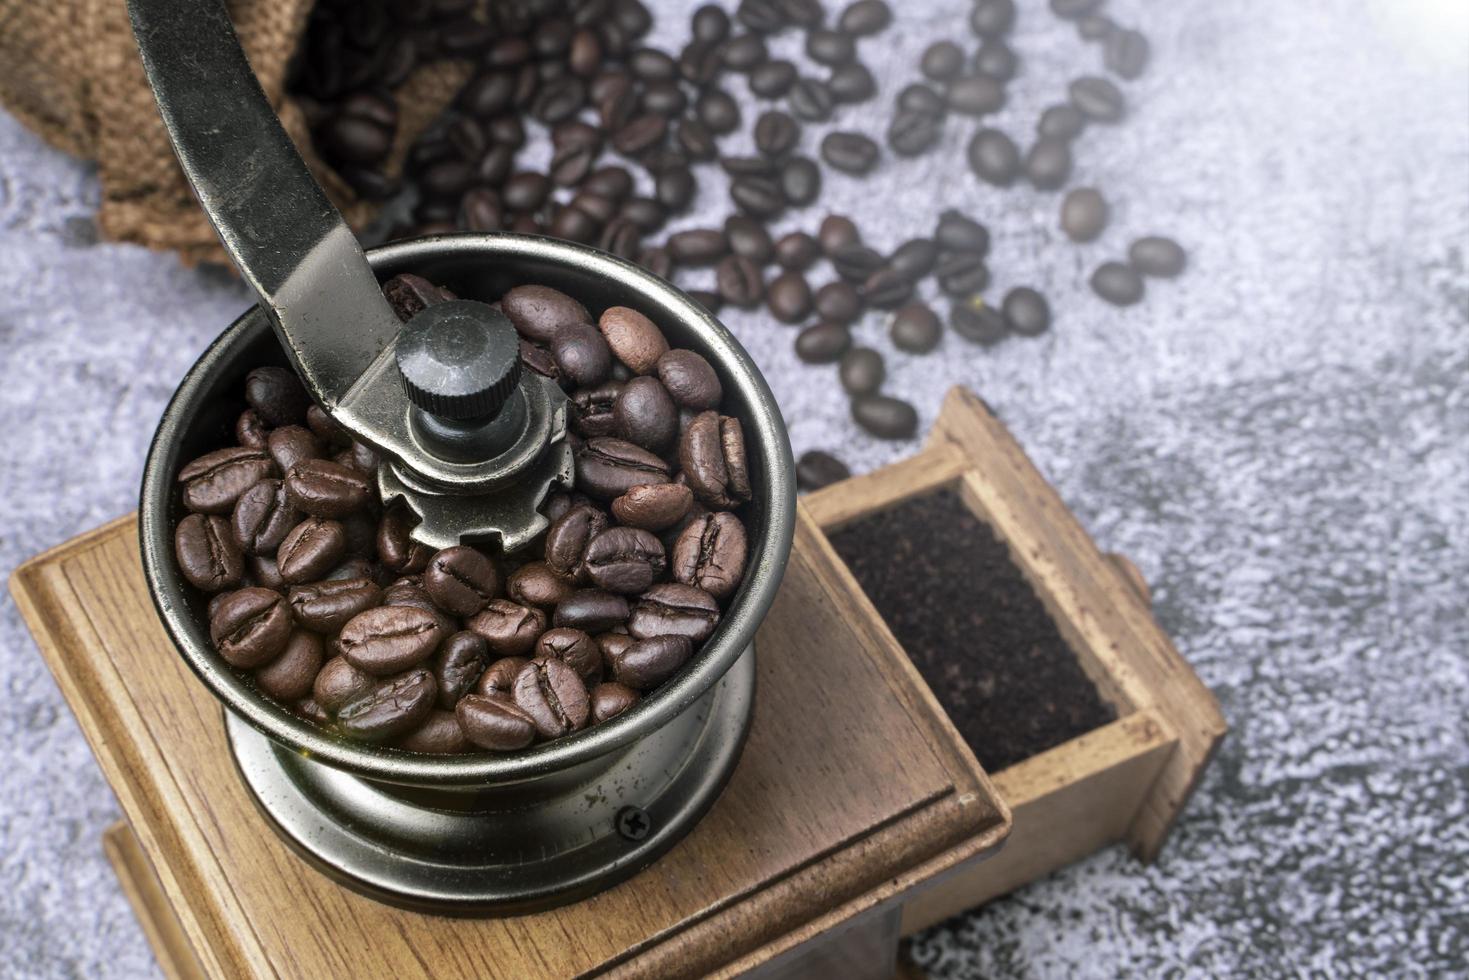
[[0, 0, 476, 265]]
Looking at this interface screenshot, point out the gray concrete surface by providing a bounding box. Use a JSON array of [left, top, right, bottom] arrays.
[[1, 0, 1465, 976]]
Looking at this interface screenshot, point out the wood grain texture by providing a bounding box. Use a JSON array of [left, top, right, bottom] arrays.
[[929, 386, 1226, 862], [11, 509, 1008, 980], [103, 822, 206, 980]]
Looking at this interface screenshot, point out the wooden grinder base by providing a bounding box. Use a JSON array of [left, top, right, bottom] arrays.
[[12, 505, 1010, 978]]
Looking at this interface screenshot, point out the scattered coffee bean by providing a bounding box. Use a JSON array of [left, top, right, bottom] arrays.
[[950, 297, 1009, 345], [774, 232, 821, 270], [851, 394, 919, 439], [1061, 187, 1108, 242], [1025, 137, 1073, 190], [754, 110, 800, 157], [716, 254, 766, 308], [1091, 261, 1145, 305], [947, 74, 1006, 116], [749, 58, 798, 97], [1069, 76, 1125, 122], [767, 272, 814, 323], [829, 63, 877, 103], [1129, 236, 1188, 277], [729, 175, 786, 218], [921, 41, 964, 82], [890, 302, 942, 352], [795, 322, 852, 363], [1105, 29, 1149, 80], [725, 215, 774, 264], [795, 450, 850, 491], [789, 77, 835, 121], [839, 347, 885, 395], [1002, 287, 1051, 336], [778, 156, 822, 205], [1038, 103, 1086, 140], [970, 0, 1016, 37], [820, 132, 880, 175], [968, 128, 1021, 185], [974, 40, 1019, 81]]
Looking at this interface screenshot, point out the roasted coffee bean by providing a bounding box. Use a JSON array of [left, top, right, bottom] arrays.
[[655, 168, 697, 212], [567, 27, 603, 77], [861, 267, 912, 309], [323, 555, 372, 582], [671, 511, 747, 599], [313, 655, 376, 713], [795, 321, 851, 363], [614, 376, 679, 452], [967, 128, 1021, 186], [424, 546, 500, 617], [736, 0, 784, 32], [675, 117, 718, 161], [749, 58, 797, 97], [513, 658, 590, 739], [383, 275, 450, 326], [597, 78, 638, 131], [340, 605, 444, 675], [552, 321, 614, 388], [377, 505, 431, 574], [1061, 187, 1108, 242], [716, 255, 765, 309], [1091, 261, 1145, 306], [508, 561, 574, 608], [974, 39, 1019, 81], [459, 187, 503, 231], [889, 239, 939, 282], [839, 347, 885, 395], [287, 578, 380, 634], [832, 243, 885, 283], [249, 555, 286, 591], [696, 87, 741, 134], [641, 80, 688, 117], [434, 631, 490, 708], [801, 29, 849, 68], [935, 209, 990, 255], [1070, 76, 1125, 122], [1002, 287, 1051, 335], [754, 110, 799, 157], [887, 110, 942, 156], [266, 425, 322, 475], [545, 504, 610, 578], [628, 583, 719, 643], [420, 158, 475, 200], [591, 682, 640, 723], [304, 405, 347, 449], [680, 411, 751, 510], [467, 602, 547, 658], [461, 69, 516, 118], [583, 526, 666, 594], [796, 449, 850, 491], [721, 33, 768, 71], [667, 228, 728, 266], [638, 246, 674, 279], [970, 0, 1016, 36], [179, 447, 275, 514], [936, 254, 991, 297], [950, 297, 1009, 345], [550, 135, 600, 188], [729, 175, 785, 218], [789, 77, 834, 121], [553, 589, 630, 633], [723, 216, 773, 265], [502, 284, 590, 345], [536, 627, 603, 686], [245, 366, 309, 427], [1129, 236, 1188, 278], [277, 516, 346, 585], [830, 62, 877, 103], [584, 165, 633, 202], [612, 483, 694, 531], [476, 144, 516, 187], [629, 46, 677, 82], [767, 272, 813, 323], [1025, 137, 1072, 190], [774, 231, 821, 271], [456, 694, 536, 750], [898, 82, 946, 116], [1038, 103, 1086, 140], [723, 155, 781, 177], [398, 710, 470, 754], [596, 307, 667, 377], [284, 458, 372, 519], [337, 668, 437, 742], [1105, 29, 1149, 80], [320, 113, 393, 167], [947, 74, 1006, 116], [686, 289, 724, 314], [569, 189, 618, 225], [210, 587, 292, 668], [235, 409, 269, 450], [818, 214, 860, 255], [254, 630, 323, 702], [890, 302, 942, 352], [611, 635, 693, 689], [476, 655, 531, 698], [575, 437, 672, 499], [1052, 0, 1102, 20], [921, 41, 964, 82], [778, 156, 822, 206], [820, 132, 880, 175], [851, 394, 918, 439], [548, 203, 599, 244], [840, 0, 891, 34], [175, 514, 244, 592], [612, 113, 667, 155], [600, 217, 643, 260], [692, 3, 731, 42], [814, 281, 862, 325]]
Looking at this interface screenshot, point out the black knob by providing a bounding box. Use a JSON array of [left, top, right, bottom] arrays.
[[395, 300, 521, 421]]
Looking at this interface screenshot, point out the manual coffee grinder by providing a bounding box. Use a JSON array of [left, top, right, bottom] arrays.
[[8, 0, 1011, 975]]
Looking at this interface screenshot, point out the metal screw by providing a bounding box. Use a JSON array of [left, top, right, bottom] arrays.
[[616, 805, 651, 842]]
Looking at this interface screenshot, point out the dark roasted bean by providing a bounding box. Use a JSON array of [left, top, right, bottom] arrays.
[[377, 505, 431, 574], [795, 321, 851, 363], [614, 376, 679, 452], [820, 131, 880, 175], [970, 0, 1016, 36], [288, 577, 381, 634], [536, 628, 603, 685], [724, 216, 774, 265], [1129, 236, 1188, 278], [235, 409, 269, 450], [434, 631, 490, 708], [552, 321, 614, 388], [815, 281, 862, 324], [598, 307, 668, 376], [424, 546, 500, 617], [921, 41, 965, 81], [337, 668, 437, 742], [789, 77, 834, 121], [767, 271, 813, 323], [729, 175, 785, 218], [676, 117, 718, 161], [667, 228, 728, 266], [612, 114, 667, 155], [1105, 29, 1150, 80], [1070, 76, 1125, 122], [612, 483, 694, 531], [806, 29, 855, 67], [671, 511, 747, 599], [829, 63, 877, 103], [340, 605, 444, 675], [277, 516, 346, 585], [467, 602, 547, 658], [818, 214, 861, 254], [754, 110, 800, 157], [456, 694, 536, 750], [313, 654, 376, 713], [508, 561, 574, 609], [692, 3, 731, 42], [266, 425, 322, 475], [591, 682, 641, 723], [502, 284, 590, 344], [890, 301, 943, 352], [716, 255, 765, 308], [179, 446, 275, 514], [476, 655, 532, 699], [1002, 287, 1051, 335], [898, 82, 946, 116], [175, 514, 244, 592], [697, 88, 741, 134], [628, 583, 719, 643], [679, 411, 750, 509], [513, 657, 590, 739], [832, 243, 885, 283], [796, 449, 850, 491], [935, 209, 990, 254], [583, 526, 666, 594], [545, 503, 609, 578], [774, 231, 821, 271], [255, 630, 323, 702], [575, 437, 672, 499], [721, 33, 768, 71], [284, 458, 372, 518], [950, 296, 1009, 345], [839, 347, 885, 395], [974, 39, 1019, 81], [611, 635, 693, 689], [936, 253, 991, 297], [1025, 137, 1072, 190], [839, 0, 891, 35], [861, 267, 912, 309], [968, 128, 1021, 185], [887, 110, 941, 156], [889, 239, 939, 281], [553, 589, 630, 633], [398, 710, 470, 754], [210, 587, 292, 668], [851, 394, 919, 439], [778, 156, 822, 205], [947, 74, 1006, 115], [655, 167, 696, 212], [1039, 103, 1087, 140], [749, 58, 796, 97], [1061, 187, 1108, 242], [641, 80, 688, 117]]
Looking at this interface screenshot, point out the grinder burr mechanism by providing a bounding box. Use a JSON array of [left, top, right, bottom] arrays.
[[128, 0, 796, 914], [131, 0, 572, 554]]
